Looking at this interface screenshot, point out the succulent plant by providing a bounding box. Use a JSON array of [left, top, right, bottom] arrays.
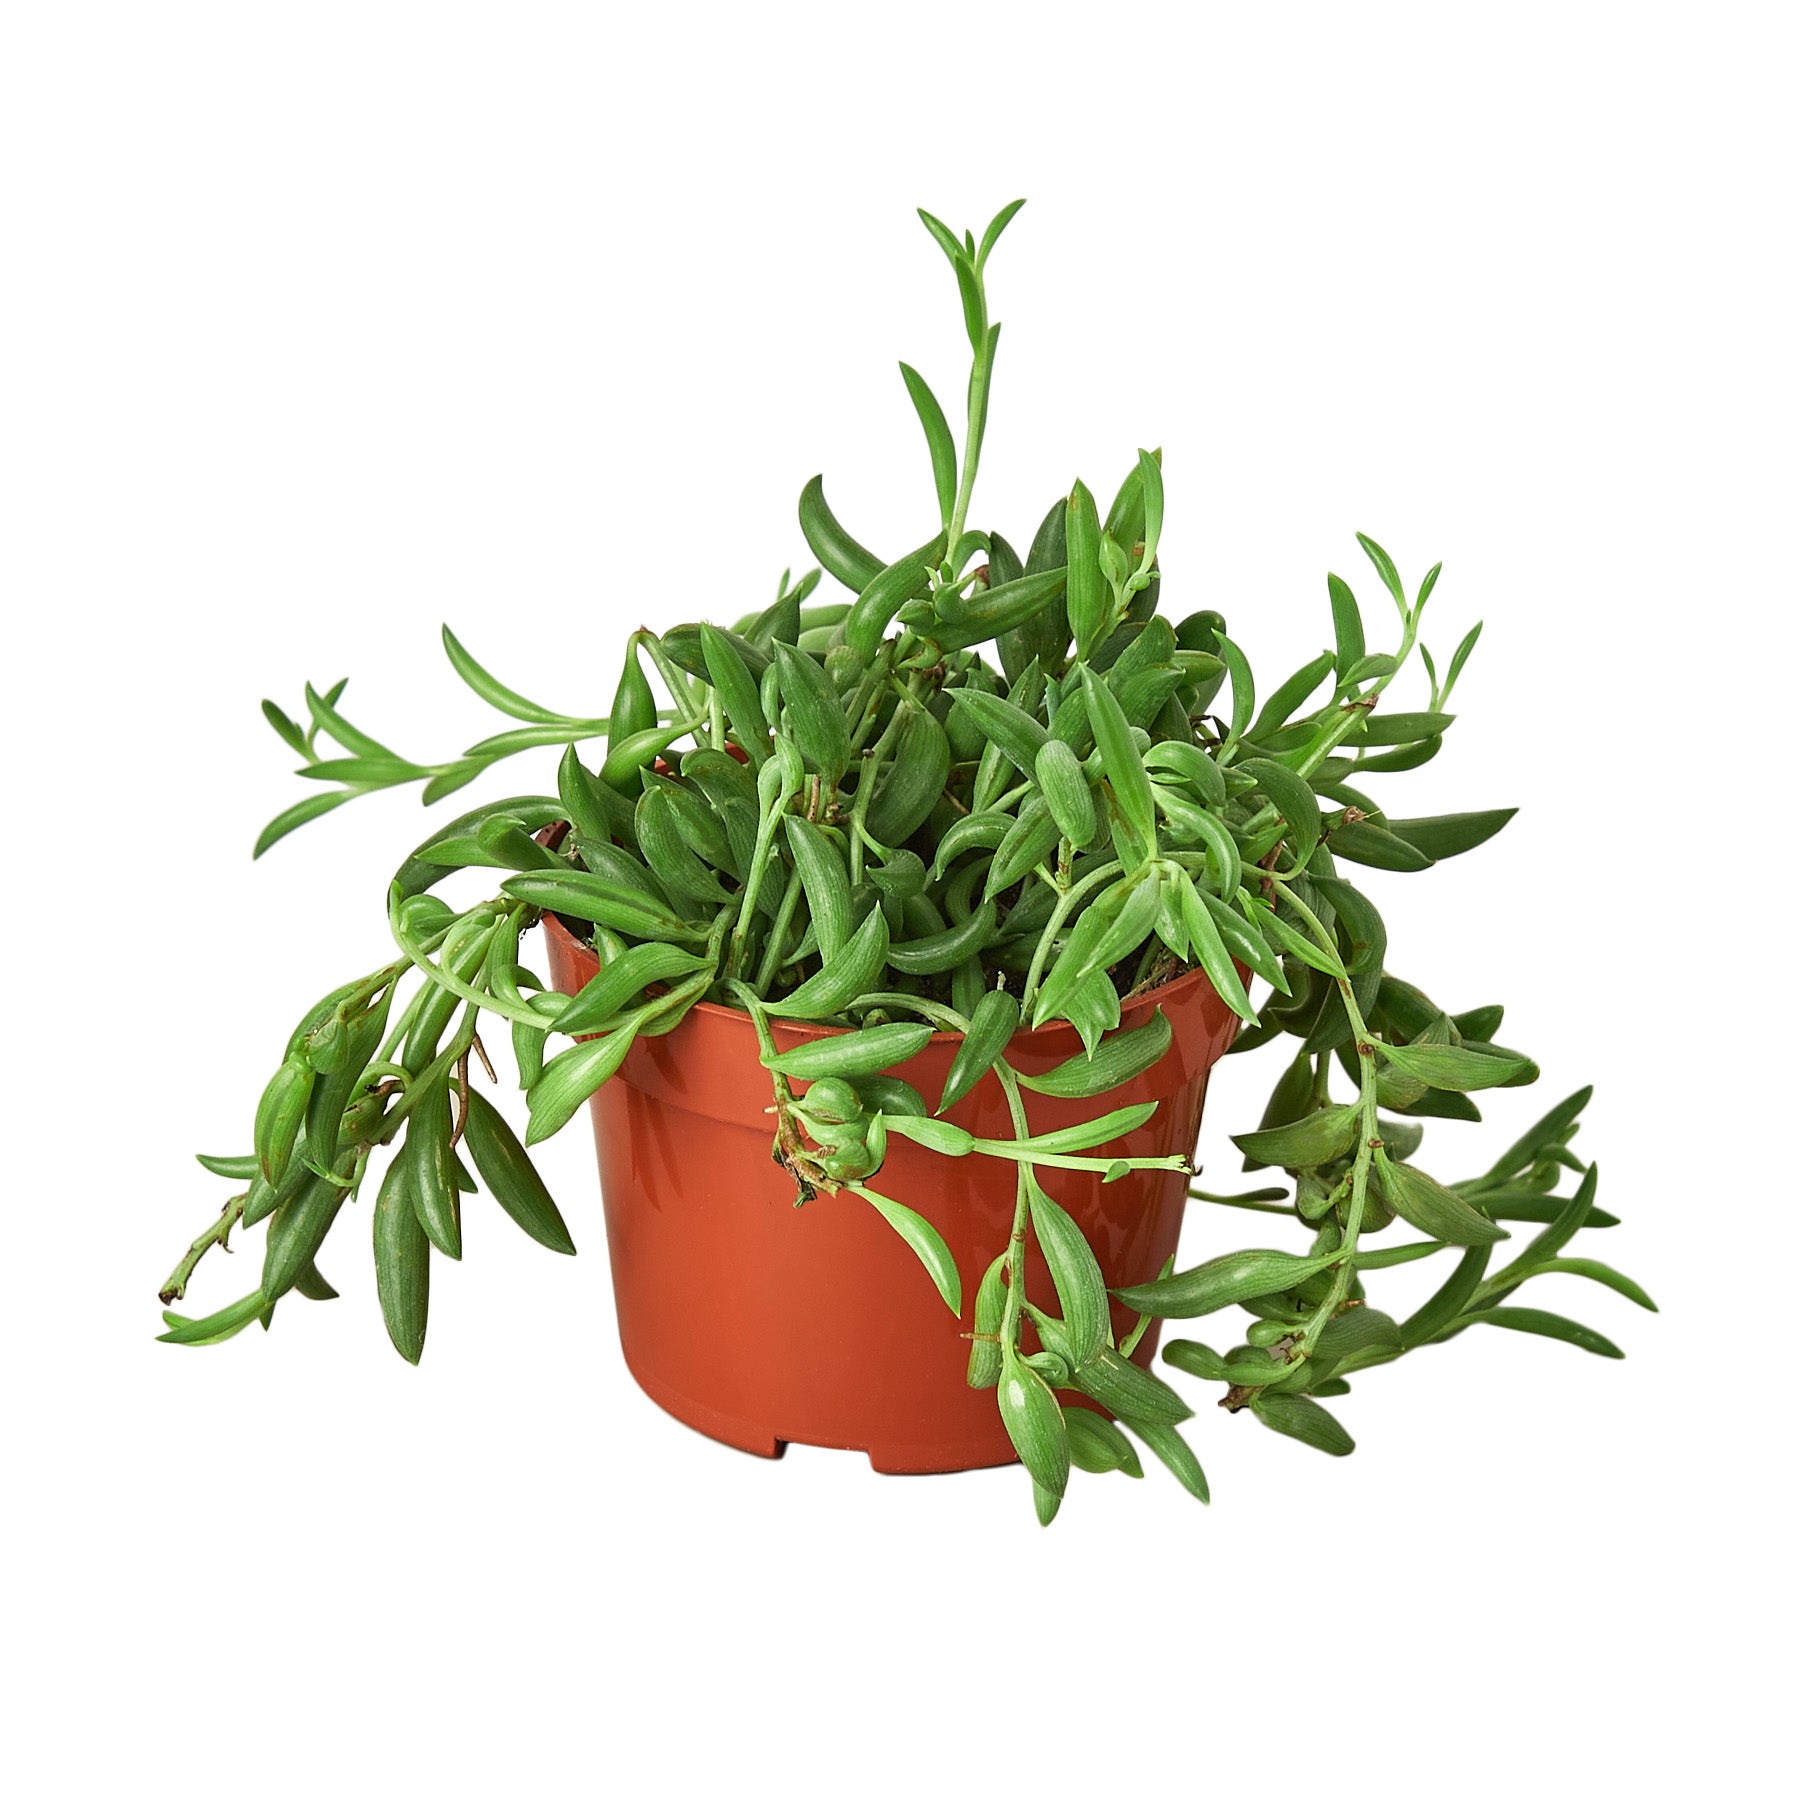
[[160, 201, 1647, 1523]]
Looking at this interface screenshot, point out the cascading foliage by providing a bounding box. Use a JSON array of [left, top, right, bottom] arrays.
[[160, 200, 1650, 1524]]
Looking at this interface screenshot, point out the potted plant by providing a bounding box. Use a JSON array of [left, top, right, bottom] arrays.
[[158, 200, 1650, 1523]]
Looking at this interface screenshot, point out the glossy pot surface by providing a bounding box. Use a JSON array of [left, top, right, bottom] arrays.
[[542, 910, 1239, 1472]]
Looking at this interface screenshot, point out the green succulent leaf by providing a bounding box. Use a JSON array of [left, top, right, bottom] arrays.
[[765, 1020, 935, 1080], [945, 685, 1050, 778], [1027, 1179, 1110, 1366], [853, 1187, 962, 1314], [1375, 1149, 1508, 1246], [764, 905, 892, 1020], [1250, 1392, 1355, 1456], [1527, 1258, 1657, 1312], [1232, 1104, 1362, 1170], [1064, 1408, 1144, 1477], [1241, 757, 1321, 868], [1114, 1247, 1339, 1320], [773, 641, 852, 782], [1175, 872, 1257, 1025], [1380, 1041, 1533, 1092], [798, 474, 885, 592], [1017, 1007, 1172, 1100], [1127, 1420, 1210, 1502], [1465, 1308, 1624, 1359], [373, 1160, 430, 1365], [465, 1092, 576, 1255], [502, 871, 712, 944], [1065, 480, 1106, 660], [1329, 818, 1435, 872], [1327, 574, 1365, 679], [1384, 809, 1517, 860], [158, 1289, 273, 1346], [525, 1026, 641, 1144], [1083, 666, 1157, 858], [998, 1344, 1070, 1503], [844, 532, 950, 661], [898, 361, 958, 526], [938, 989, 1019, 1113]]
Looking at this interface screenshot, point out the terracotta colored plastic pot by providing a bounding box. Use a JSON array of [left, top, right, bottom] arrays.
[[541, 911, 1240, 1473]]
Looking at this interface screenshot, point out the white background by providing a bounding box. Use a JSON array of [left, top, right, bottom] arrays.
[[4, 4, 1793, 1793]]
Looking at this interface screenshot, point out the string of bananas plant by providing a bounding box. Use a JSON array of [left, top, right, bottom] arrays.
[[160, 200, 1650, 1524]]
